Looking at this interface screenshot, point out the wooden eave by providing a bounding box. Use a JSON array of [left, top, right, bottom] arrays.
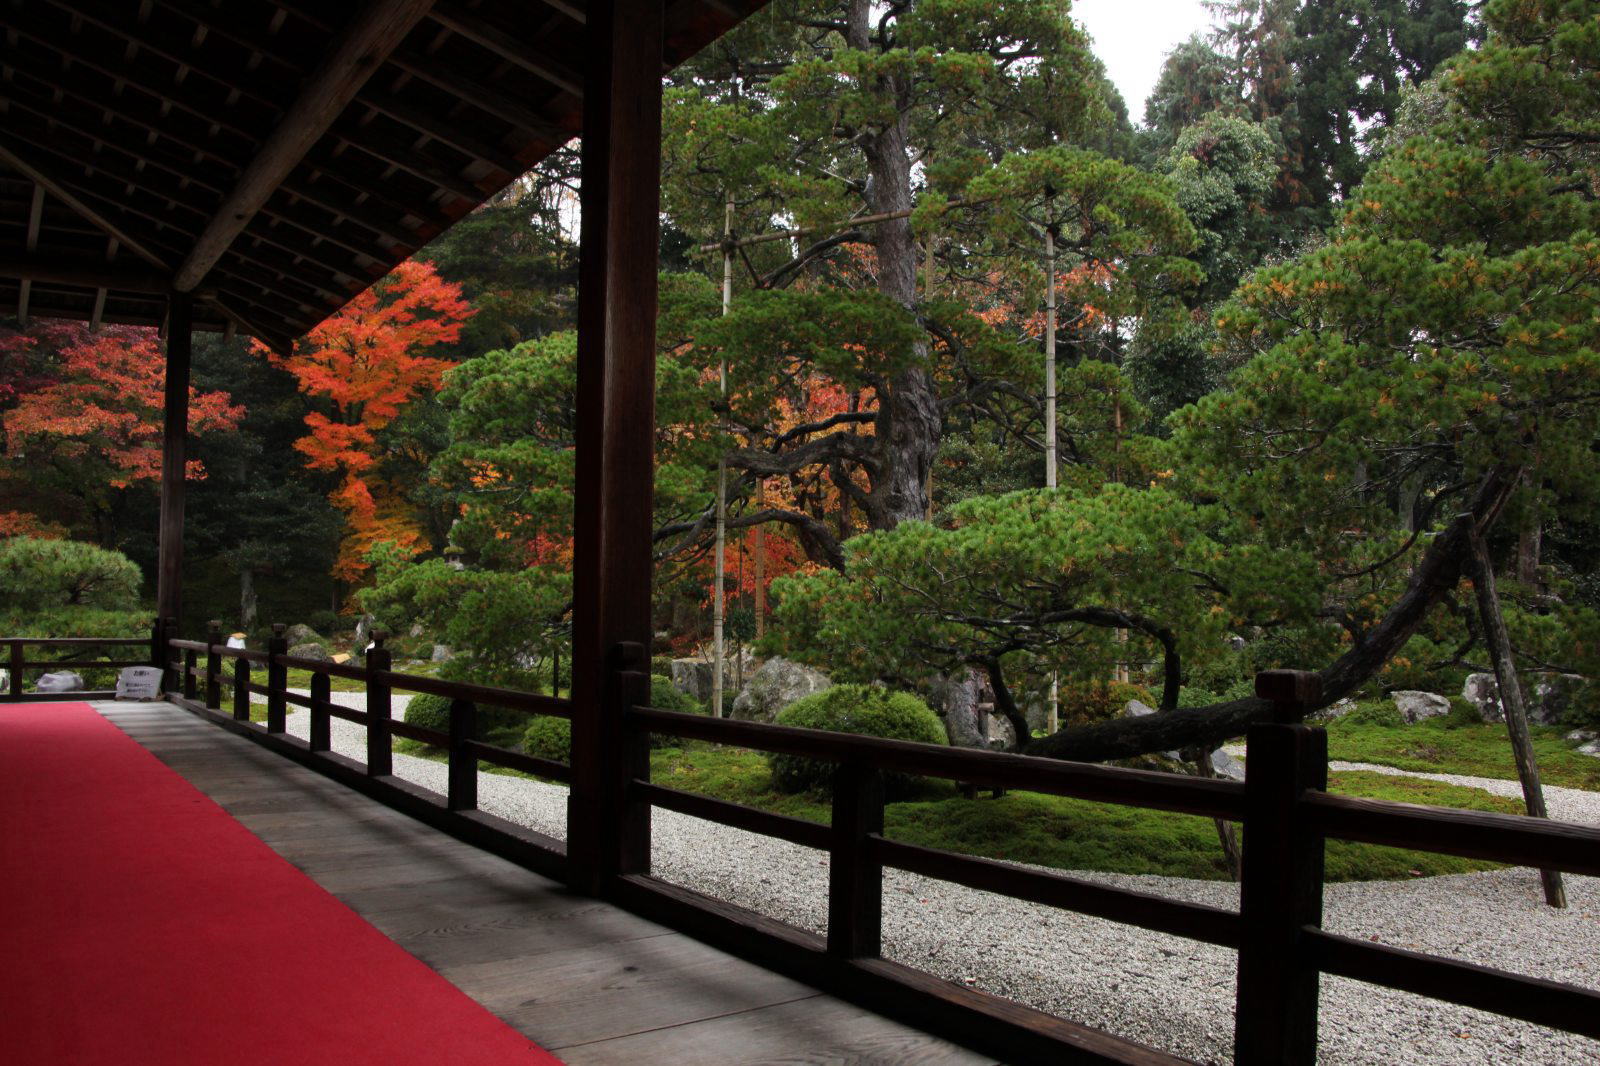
[[0, 0, 766, 351]]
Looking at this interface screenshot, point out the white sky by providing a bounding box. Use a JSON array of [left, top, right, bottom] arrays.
[[1071, 0, 1215, 122]]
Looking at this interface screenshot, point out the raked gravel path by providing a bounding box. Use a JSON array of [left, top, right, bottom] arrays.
[[271, 695, 1600, 1065]]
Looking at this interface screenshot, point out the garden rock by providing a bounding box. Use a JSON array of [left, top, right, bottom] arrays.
[[669, 652, 754, 706], [1123, 699, 1156, 718], [1311, 697, 1358, 722], [284, 623, 324, 648], [431, 644, 452, 663], [353, 614, 376, 647], [1391, 690, 1450, 723], [730, 657, 830, 723], [288, 642, 330, 663], [1209, 748, 1245, 781], [1530, 673, 1587, 726], [1461, 673, 1503, 723], [36, 671, 84, 693]]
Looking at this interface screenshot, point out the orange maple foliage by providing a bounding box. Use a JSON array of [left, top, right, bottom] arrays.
[[257, 260, 473, 580], [3, 324, 242, 488]]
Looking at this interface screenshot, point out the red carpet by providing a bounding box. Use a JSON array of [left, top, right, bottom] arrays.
[[0, 702, 561, 1065]]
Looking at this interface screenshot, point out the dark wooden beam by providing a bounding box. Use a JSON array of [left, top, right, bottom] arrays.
[[0, 251, 172, 294], [0, 139, 173, 274], [16, 183, 43, 324], [429, 3, 583, 97], [156, 293, 194, 629], [172, 0, 437, 292], [567, 0, 664, 894]]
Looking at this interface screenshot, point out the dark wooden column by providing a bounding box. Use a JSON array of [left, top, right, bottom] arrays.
[[155, 293, 193, 631], [566, 0, 664, 894]]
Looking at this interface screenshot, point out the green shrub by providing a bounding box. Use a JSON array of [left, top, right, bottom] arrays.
[[767, 685, 948, 797], [650, 655, 676, 678], [1444, 696, 1484, 729], [1056, 680, 1153, 726], [1340, 701, 1405, 729], [522, 716, 571, 763], [403, 690, 527, 742], [650, 674, 699, 713], [403, 693, 452, 736], [0, 537, 140, 610]]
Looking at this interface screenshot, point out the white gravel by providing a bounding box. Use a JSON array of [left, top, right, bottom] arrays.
[[279, 705, 1600, 1065]]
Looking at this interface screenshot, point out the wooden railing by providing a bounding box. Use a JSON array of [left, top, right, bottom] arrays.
[[163, 621, 573, 880], [1, 627, 159, 701], [158, 629, 1600, 1065]]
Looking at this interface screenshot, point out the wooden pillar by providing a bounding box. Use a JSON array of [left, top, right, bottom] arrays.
[[156, 293, 193, 631], [566, 0, 664, 895]]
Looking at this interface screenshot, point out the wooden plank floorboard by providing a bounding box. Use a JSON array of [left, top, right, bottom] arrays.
[[94, 702, 996, 1065]]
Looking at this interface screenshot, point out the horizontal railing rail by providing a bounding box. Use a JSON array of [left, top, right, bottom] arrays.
[[147, 624, 1600, 1066], [3, 629, 161, 701]]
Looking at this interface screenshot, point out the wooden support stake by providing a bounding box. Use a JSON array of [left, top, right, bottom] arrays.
[[1467, 529, 1566, 908], [205, 620, 223, 710], [447, 699, 478, 811], [366, 632, 393, 776], [1234, 672, 1327, 1065], [233, 657, 251, 722], [310, 672, 332, 753], [828, 760, 885, 959], [266, 623, 288, 735]]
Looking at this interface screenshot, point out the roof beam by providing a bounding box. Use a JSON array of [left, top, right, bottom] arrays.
[[172, 0, 437, 293], [0, 250, 171, 294], [0, 138, 175, 274]]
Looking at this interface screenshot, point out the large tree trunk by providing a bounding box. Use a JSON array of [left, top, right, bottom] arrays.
[[850, 0, 939, 530], [1025, 467, 1521, 763], [239, 567, 258, 633], [1467, 529, 1565, 908]]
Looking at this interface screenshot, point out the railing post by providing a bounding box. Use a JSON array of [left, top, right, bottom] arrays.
[[1234, 669, 1327, 1066], [8, 640, 22, 699], [149, 619, 163, 672], [447, 699, 478, 811], [205, 620, 223, 710], [161, 616, 179, 693], [828, 759, 885, 959], [266, 623, 288, 735], [183, 646, 198, 701], [366, 631, 392, 776], [309, 671, 332, 753], [614, 662, 652, 878], [233, 655, 250, 722]]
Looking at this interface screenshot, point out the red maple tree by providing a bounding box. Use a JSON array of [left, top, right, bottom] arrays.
[[258, 260, 473, 579], [2, 324, 243, 539]]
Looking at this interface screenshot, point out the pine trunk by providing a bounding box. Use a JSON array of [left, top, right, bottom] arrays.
[[850, 0, 939, 530], [1467, 529, 1565, 908]]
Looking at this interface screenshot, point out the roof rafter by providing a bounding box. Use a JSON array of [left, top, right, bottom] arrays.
[[173, 0, 439, 292]]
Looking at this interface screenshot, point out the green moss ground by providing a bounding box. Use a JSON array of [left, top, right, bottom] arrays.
[[1325, 708, 1600, 790], [649, 745, 1522, 882]]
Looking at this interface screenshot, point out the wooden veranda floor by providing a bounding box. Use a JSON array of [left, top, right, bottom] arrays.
[[95, 701, 996, 1065]]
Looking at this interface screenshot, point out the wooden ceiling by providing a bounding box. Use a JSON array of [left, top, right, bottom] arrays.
[[0, 0, 764, 350]]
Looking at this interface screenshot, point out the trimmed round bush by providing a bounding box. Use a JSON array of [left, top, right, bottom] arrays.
[[403, 692, 452, 736], [523, 715, 572, 763], [650, 674, 700, 714], [767, 685, 947, 797]]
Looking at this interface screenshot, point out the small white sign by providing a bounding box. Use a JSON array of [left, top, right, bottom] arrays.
[[116, 666, 164, 701]]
